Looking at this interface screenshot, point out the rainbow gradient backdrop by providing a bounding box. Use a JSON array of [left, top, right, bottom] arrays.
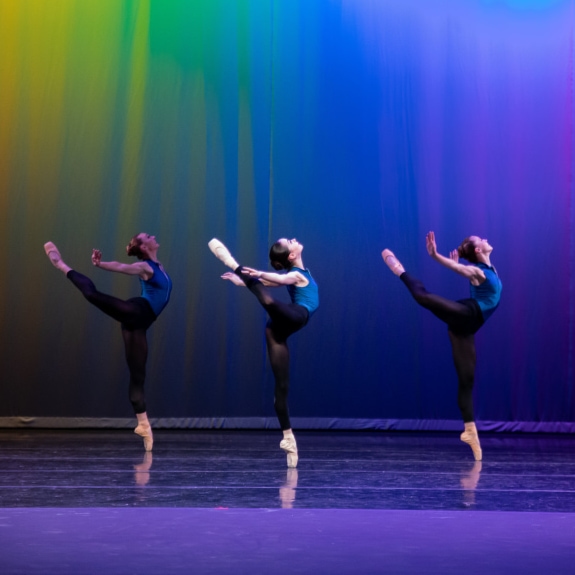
[[0, 0, 573, 427]]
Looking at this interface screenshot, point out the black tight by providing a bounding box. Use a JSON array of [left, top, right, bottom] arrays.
[[448, 331, 476, 423], [236, 268, 308, 430], [122, 328, 148, 414], [67, 270, 155, 414], [400, 272, 482, 423]]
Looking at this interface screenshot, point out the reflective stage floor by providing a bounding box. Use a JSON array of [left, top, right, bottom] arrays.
[[1, 430, 574, 574]]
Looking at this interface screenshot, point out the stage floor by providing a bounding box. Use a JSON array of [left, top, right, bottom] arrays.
[[1, 430, 574, 574]]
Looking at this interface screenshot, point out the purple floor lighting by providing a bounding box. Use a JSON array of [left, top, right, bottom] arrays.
[[0, 430, 574, 574]]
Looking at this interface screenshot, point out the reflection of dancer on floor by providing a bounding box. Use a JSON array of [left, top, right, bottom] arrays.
[[461, 460, 482, 507], [134, 452, 153, 486], [209, 237, 319, 468], [44, 234, 172, 451], [382, 232, 502, 460], [279, 468, 298, 508]]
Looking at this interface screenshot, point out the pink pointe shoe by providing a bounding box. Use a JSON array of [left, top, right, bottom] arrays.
[[44, 242, 62, 266], [208, 238, 239, 270], [134, 423, 154, 452], [381, 249, 405, 276], [279, 435, 298, 468], [460, 424, 482, 461]]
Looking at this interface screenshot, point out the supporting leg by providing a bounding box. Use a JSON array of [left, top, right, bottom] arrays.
[[266, 327, 291, 430], [122, 328, 153, 451], [266, 326, 298, 468], [449, 331, 482, 460]]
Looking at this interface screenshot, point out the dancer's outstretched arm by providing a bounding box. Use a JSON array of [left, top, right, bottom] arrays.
[[221, 271, 282, 288], [91, 249, 153, 280], [241, 266, 308, 287], [426, 232, 485, 285], [221, 272, 246, 286]]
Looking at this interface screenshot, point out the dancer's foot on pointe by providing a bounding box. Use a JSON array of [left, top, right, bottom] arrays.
[[44, 242, 72, 274], [381, 249, 405, 276], [134, 422, 154, 452], [460, 422, 482, 461], [280, 433, 298, 468], [208, 238, 239, 270]]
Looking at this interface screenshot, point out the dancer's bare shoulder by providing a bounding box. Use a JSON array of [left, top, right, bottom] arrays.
[[287, 270, 309, 287]]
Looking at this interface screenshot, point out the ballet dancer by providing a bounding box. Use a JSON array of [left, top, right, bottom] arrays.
[[382, 232, 502, 460], [208, 237, 319, 467], [44, 233, 172, 451]]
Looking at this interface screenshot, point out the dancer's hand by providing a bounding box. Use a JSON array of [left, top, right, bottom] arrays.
[[449, 249, 459, 263], [426, 231, 438, 258], [91, 249, 102, 266], [241, 266, 262, 278], [221, 272, 245, 286]]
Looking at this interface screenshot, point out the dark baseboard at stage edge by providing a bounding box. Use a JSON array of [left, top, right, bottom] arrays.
[[0, 417, 574, 433]]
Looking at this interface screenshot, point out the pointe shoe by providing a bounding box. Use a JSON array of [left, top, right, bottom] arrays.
[[460, 426, 482, 461], [134, 423, 154, 451], [44, 242, 62, 266], [381, 249, 405, 276], [279, 435, 298, 468], [208, 238, 239, 270]]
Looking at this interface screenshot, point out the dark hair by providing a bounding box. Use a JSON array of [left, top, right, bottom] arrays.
[[269, 240, 292, 270], [126, 235, 145, 260], [457, 237, 479, 263]]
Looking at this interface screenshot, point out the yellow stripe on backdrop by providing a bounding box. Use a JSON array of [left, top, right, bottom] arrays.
[[0, 2, 20, 231], [0, 0, 147, 409], [117, 0, 150, 237], [0, 1, 74, 401]]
